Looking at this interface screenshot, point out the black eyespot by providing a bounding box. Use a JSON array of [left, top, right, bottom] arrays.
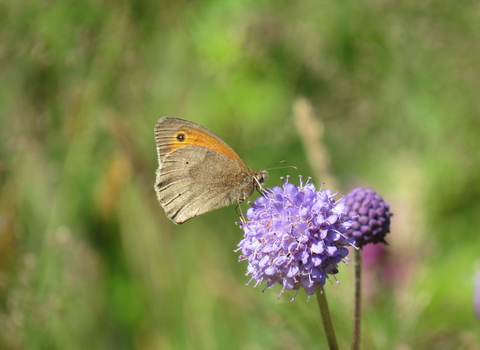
[[176, 133, 185, 141], [185, 160, 189, 164]]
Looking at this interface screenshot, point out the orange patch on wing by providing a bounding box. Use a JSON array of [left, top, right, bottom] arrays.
[[167, 127, 244, 164]]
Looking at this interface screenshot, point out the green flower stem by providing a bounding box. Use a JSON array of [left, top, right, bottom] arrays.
[[352, 249, 362, 350], [317, 287, 339, 350]]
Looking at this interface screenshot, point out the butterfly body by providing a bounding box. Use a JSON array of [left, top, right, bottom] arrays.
[[154, 117, 266, 224]]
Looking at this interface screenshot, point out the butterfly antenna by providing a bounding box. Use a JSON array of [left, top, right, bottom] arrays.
[[263, 160, 297, 171]]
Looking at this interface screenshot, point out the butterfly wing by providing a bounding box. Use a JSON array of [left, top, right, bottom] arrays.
[[155, 117, 247, 166], [155, 145, 255, 224]]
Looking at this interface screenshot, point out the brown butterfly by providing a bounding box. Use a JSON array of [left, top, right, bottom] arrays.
[[154, 117, 267, 224]]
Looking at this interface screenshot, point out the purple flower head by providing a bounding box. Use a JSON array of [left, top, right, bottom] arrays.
[[344, 188, 391, 248], [237, 176, 353, 301]]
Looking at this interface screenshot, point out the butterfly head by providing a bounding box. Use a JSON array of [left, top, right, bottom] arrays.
[[254, 170, 268, 190]]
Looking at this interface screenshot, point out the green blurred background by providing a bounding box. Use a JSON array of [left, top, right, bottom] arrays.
[[1, 0, 479, 349]]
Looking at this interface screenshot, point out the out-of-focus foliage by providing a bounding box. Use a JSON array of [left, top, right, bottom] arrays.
[[1, 0, 479, 349]]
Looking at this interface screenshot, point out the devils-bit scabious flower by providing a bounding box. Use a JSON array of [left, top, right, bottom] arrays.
[[344, 188, 391, 248], [237, 177, 353, 300]]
